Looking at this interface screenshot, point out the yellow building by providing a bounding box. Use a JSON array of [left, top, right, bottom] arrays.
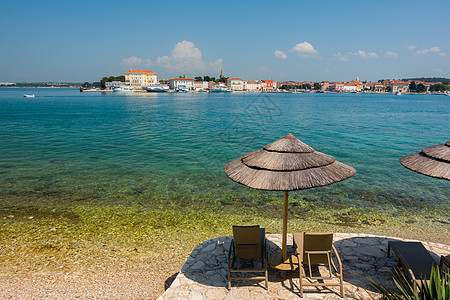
[[125, 70, 157, 88]]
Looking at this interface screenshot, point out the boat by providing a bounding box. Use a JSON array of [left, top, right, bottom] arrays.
[[175, 88, 189, 93], [113, 86, 133, 93], [23, 94, 35, 98], [197, 89, 209, 93], [145, 84, 169, 93], [209, 86, 232, 93], [396, 91, 402, 95]]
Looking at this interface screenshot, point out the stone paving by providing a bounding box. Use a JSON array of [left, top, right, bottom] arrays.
[[158, 233, 450, 299]]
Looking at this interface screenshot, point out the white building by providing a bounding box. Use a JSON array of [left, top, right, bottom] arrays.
[[226, 78, 244, 91], [389, 81, 409, 93], [168, 78, 195, 90], [244, 81, 262, 92], [343, 83, 357, 92], [193, 81, 208, 90], [125, 70, 157, 89]]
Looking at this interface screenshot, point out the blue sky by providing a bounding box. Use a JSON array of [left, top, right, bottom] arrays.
[[1, 0, 449, 82]]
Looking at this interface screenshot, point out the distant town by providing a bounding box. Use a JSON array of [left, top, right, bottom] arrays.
[[2, 69, 450, 94]]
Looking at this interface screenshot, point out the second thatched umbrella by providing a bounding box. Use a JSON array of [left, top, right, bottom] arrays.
[[399, 141, 450, 180], [224, 133, 356, 264]]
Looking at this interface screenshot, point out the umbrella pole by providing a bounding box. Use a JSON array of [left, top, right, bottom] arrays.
[[282, 191, 288, 262]]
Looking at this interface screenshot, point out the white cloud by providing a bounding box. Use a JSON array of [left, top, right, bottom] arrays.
[[274, 50, 287, 59], [155, 40, 222, 74], [353, 50, 378, 59], [385, 51, 398, 58], [406, 45, 417, 51], [416, 46, 445, 56], [122, 56, 152, 67], [433, 68, 446, 75], [334, 52, 349, 62], [290, 42, 319, 57]]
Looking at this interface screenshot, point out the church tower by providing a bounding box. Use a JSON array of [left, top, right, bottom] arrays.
[[219, 68, 224, 79]]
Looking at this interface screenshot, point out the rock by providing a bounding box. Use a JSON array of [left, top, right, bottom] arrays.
[[204, 243, 216, 252], [205, 288, 228, 299], [356, 246, 384, 258], [189, 291, 204, 300], [190, 261, 205, 271]]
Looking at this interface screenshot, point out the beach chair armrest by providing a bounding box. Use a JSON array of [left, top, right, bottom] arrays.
[[332, 245, 343, 270]]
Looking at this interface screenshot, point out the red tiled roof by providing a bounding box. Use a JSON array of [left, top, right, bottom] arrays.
[[261, 80, 276, 82], [247, 81, 259, 84], [125, 70, 156, 74], [168, 78, 194, 81]]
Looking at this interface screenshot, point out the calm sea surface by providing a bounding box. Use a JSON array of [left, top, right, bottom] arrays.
[[0, 88, 449, 231]]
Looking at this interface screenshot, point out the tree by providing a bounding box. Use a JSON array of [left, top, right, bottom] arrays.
[[429, 83, 449, 92], [313, 83, 320, 90], [100, 75, 125, 88], [409, 81, 417, 92], [416, 83, 426, 93], [194, 76, 203, 81], [218, 77, 228, 83], [203, 76, 211, 82]]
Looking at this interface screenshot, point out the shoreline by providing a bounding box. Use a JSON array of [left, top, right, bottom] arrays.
[[1, 86, 448, 95], [1, 201, 449, 299]]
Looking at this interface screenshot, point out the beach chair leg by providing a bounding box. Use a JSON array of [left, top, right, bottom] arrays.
[[299, 267, 304, 297], [265, 269, 268, 290]]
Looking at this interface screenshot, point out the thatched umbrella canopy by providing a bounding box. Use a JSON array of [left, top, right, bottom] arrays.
[[224, 134, 356, 263], [399, 141, 450, 180]]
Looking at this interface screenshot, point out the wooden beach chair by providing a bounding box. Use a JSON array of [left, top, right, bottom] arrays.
[[387, 241, 439, 291], [227, 225, 268, 290], [293, 232, 343, 297]]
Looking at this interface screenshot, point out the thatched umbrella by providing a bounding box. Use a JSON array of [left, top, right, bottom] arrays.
[[399, 141, 450, 180], [223, 133, 356, 264]]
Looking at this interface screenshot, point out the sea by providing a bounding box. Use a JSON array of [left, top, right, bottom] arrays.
[[0, 88, 449, 240]]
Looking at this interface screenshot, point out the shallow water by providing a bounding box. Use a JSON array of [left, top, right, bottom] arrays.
[[0, 88, 449, 240]]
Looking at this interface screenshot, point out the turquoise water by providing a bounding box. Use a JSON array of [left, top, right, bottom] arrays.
[[0, 88, 449, 226]]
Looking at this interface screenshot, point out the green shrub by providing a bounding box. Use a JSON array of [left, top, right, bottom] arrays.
[[368, 266, 450, 299]]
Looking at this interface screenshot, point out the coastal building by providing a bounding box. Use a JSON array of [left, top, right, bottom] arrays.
[[226, 78, 244, 91], [329, 82, 344, 92], [125, 70, 157, 89], [260, 80, 277, 91], [194, 81, 204, 90], [320, 81, 330, 91], [365, 82, 384, 92], [168, 78, 195, 90], [389, 80, 409, 93], [244, 81, 261, 91], [343, 83, 357, 92]]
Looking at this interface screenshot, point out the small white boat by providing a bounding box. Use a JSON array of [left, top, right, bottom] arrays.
[[145, 84, 169, 93], [175, 88, 189, 93], [113, 86, 133, 93], [23, 94, 35, 98], [396, 91, 402, 96], [209, 86, 232, 93]]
